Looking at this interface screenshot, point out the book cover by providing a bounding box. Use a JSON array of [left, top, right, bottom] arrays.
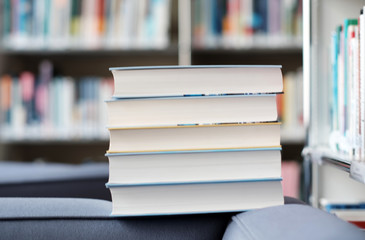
[[109, 65, 283, 98], [107, 147, 282, 184], [106, 179, 284, 216], [107, 122, 281, 153]]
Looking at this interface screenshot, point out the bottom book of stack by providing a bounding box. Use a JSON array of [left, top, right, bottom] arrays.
[[106, 147, 284, 216]]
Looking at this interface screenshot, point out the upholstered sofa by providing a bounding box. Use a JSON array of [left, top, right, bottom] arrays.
[[1, 161, 364, 240]]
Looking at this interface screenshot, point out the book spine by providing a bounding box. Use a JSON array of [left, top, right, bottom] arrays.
[[280, 69, 303, 131], [0, 75, 12, 138], [350, 26, 360, 159], [2, 0, 12, 45], [361, 8, 365, 161], [343, 19, 358, 154]]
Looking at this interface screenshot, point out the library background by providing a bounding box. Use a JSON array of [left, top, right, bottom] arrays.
[[0, 0, 365, 231]]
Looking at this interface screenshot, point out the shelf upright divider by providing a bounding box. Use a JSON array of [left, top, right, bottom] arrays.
[[178, 0, 191, 65]]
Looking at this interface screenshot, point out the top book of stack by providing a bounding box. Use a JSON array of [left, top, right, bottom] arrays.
[[109, 65, 283, 98]]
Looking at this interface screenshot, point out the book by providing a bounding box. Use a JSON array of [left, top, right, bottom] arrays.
[[331, 209, 365, 229], [361, 7, 365, 159], [321, 201, 365, 229], [331, 26, 341, 133], [281, 69, 303, 131], [106, 94, 278, 127], [107, 147, 282, 184], [343, 19, 358, 137], [19, 71, 35, 124], [0, 75, 11, 127], [109, 65, 283, 98], [107, 122, 281, 153], [281, 160, 300, 198], [106, 179, 284, 216]]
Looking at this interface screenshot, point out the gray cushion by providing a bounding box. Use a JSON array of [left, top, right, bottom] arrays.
[[0, 197, 235, 240], [0, 161, 110, 200], [0, 161, 108, 183], [223, 204, 365, 240], [0, 198, 112, 219]]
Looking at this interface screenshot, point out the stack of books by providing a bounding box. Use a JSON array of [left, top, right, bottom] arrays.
[[105, 65, 284, 216]]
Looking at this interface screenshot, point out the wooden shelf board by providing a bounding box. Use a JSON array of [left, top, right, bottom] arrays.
[[0, 46, 179, 56]]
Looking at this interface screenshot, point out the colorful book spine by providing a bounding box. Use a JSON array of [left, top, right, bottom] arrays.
[[277, 69, 304, 132], [329, 7, 365, 160], [361, 8, 365, 160]]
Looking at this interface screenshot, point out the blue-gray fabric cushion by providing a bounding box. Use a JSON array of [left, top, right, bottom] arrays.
[[0, 161, 108, 183], [0, 197, 307, 240], [0, 197, 235, 240], [0, 161, 110, 200], [223, 204, 365, 240], [0, 198, 112, 218]]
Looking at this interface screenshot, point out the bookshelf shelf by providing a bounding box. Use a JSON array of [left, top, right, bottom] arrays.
[[193, 46, 302, 54], [304, 0, 365, 212], [303, 146, 365, 185], [281, 128, 306, 144], [0, 46, 179, 57], [192, 40, 302, 52], [192, 48, 303, 74], [0, 139, 108, 145], [350, 161, 365, 183], [303, 147, 351, 171], [0, 135, 109, 144], [0, 129, 304, 144]]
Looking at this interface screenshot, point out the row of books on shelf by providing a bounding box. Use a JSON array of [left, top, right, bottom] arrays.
[[193, 0, 302, 49], [105, 65, 284, 216], [279, 68, 304, 136], [0, 61, 113, 140], [0, 67, 303, 141], [329, 6, 365, 160], [321, 199, 365, 230], [1, 0, 171, 50]]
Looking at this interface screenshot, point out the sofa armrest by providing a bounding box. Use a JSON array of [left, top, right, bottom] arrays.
[[0, 197, 235, 240], [223, 204, 365, 240]]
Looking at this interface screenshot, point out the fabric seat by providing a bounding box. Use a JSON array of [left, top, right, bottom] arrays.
[[0, 197, 236, 240], [0, 161, 110, 200], [223, 204, 365, 240]]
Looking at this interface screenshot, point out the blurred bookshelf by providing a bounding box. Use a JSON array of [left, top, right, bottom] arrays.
[[191, 0, 302, 50], [0, 0, 304, 163], [303, 0, 365, 225], [1, 0, 172, 51]]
